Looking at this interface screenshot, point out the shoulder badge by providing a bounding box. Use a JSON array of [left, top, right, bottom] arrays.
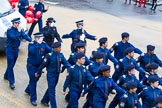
[[48, 52, 52, 56], [119, 59, 123, 62], [122, 75, 126, 78], [123, 94, 128, 98], [71, 66, 74, 68], [115, 42, 118, 46], [71, 53, 74, 56], [95, 76, 99, 79]]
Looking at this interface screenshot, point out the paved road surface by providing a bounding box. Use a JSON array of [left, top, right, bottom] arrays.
[[0, 0, 162, 107]]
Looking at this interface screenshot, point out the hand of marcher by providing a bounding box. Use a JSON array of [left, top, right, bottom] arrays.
[[80, 93, 84, 97], [46, 5, 49, 10], [62, 91, 66, 95], [35, 73, 40, 78]]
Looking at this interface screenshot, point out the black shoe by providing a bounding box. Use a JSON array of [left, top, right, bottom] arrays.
[[25, 91, 30, 95], [31, 101, 37, 106], [10, 84, 15, 90], [41, 101, 49, 107], [143, 5, 146, 8], [4, 76, 8, 80]]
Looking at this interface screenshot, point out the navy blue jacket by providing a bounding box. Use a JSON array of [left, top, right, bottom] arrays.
[[92, 76, 125, 101], [97, 47, 118, 65], [6, 26, 32, 49], [137, 53, 162, 71], [109, 41, 142, 60], [117, 57, 146, 75], [143, 73, 162, 86], [27, 41, 52, 66], [63, 64, 94, 92], [117, 74, 145, 92], [37, 51, 71, 76], [42, 26, 62, 46], [139, 86, 162, 108], [88, 61, 105, 77], [18, 0, 29, 16], [119, 93, 142, 108], [62, 29, 96, 44]]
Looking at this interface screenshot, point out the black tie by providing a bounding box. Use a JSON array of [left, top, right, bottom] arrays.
[[79, 70, 82, 88], [104, 78, 108, 98]]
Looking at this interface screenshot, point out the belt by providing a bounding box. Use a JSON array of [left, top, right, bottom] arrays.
[[27, 63, 39, 67], [8, 47, 19, 50]]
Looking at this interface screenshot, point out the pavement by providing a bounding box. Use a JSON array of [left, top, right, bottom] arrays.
[[0, 0, 162, 107]]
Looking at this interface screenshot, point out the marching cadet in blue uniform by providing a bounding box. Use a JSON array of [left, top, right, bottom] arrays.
[[109, 32, 142, 61], [112, 47, 148, 82], [137, 45, 162, 81], [94, 37, 118, 65], [62, 20, 97, 52], [28, 0, 49, 37], [88, 51, 105, 77], [4, 17, 32, 90], [62, 52, 94, 108], [83, 51, 104, 108], [143, 63, 162, 86], [18, 0, 29, 16], [24, 32, 51, 106], [35, 42, 71, 108], [119, 81, 142, 108], [42, 17, 62, 47], [139, 76, 162, 108], [63, 42, 91, 102], [109, 64, 145, 108], [84, 65, 125, 108]]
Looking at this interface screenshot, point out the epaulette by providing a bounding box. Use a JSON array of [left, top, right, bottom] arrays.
[[70, 66, 74, 68], [119, 59, 123, 62], [90, 63, 93, 65], [82, 65, 86, 68], [123, 94, 128, 98], [42, 41, 46, 43], [71, 53, 74, 56], [143, 87, 148, 90], [48, 52, 52, 56], [122, 75, 126, 78], [95, 76, 99, 79], [140, 53, 145, 56], [29, 41, 34, 44], [116, 80, 120, 84]]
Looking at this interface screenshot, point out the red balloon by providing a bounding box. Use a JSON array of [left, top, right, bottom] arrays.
[[8, 0, 13, 4], [12, 0, 18, 2], [28, 5, 34, 12], [11, 3, 16, 8], [25, 10, 33, 18], [26, 17, 34, 24], [35, 11, 42, 19]]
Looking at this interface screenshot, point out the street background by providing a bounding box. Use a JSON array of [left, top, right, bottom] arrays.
[[0, 0, 162, 107]]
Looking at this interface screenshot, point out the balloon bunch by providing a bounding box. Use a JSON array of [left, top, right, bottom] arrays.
[[25, 5, 42, 24], [8, 0, 19, 9]]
